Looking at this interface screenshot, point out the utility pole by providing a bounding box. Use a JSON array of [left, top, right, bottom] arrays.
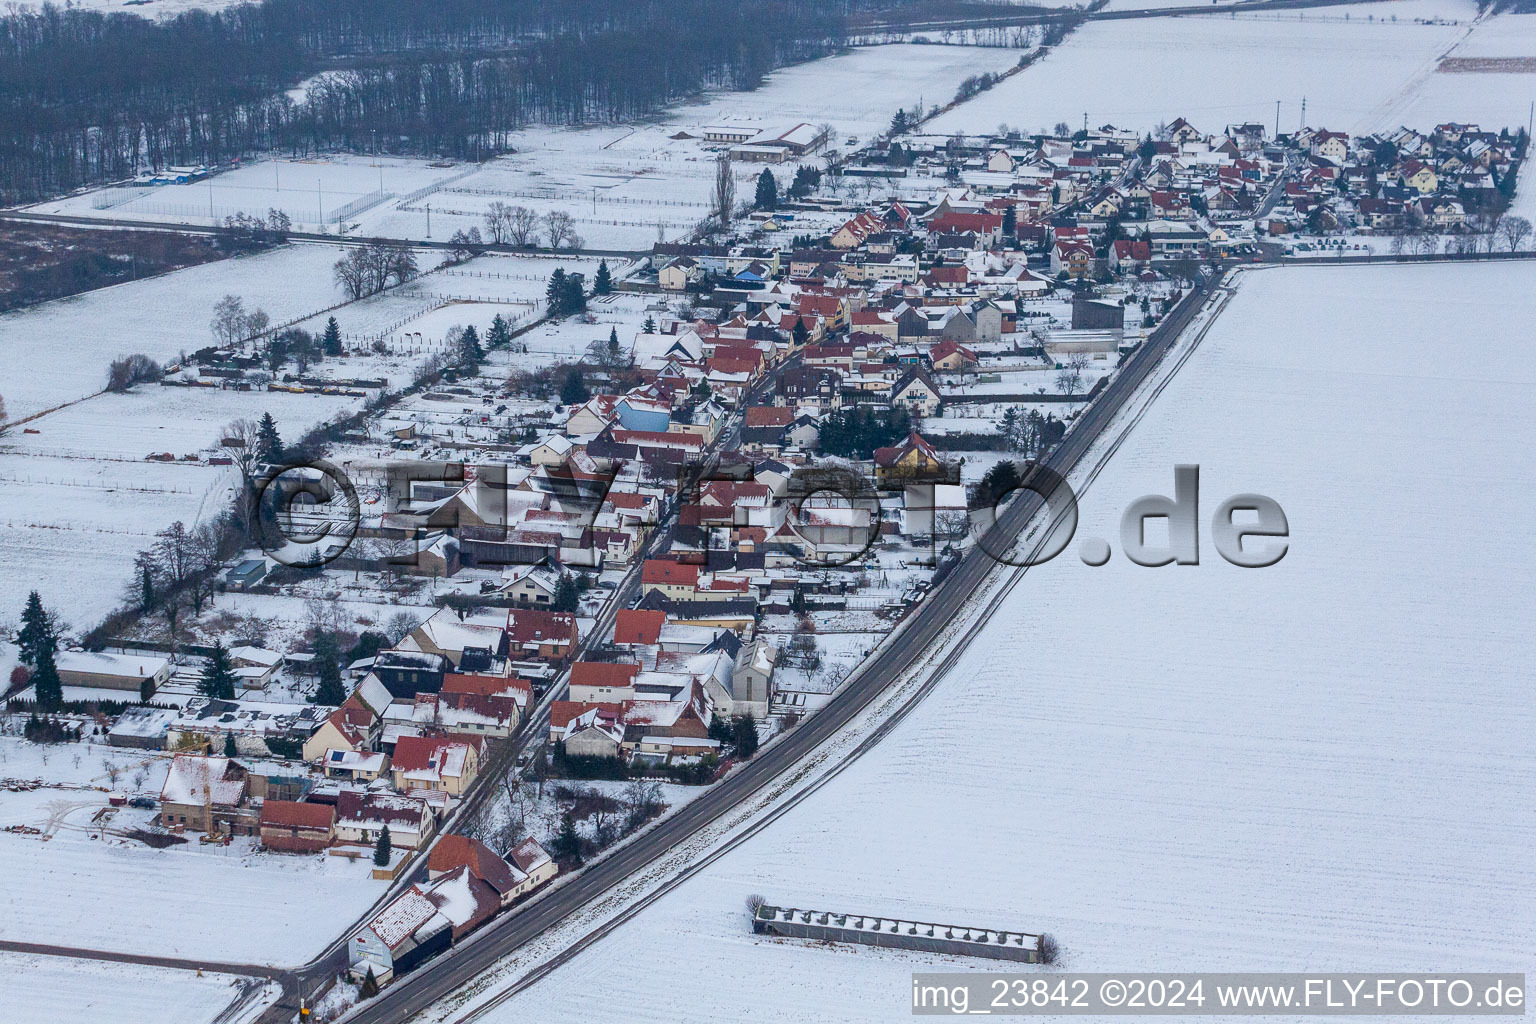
[[1300, 97, 1306, 132], [426, 203, 432, 239], [318, 179, 323, 225], [208, 182, 214, 222], [1275, 100, 1280, 140]]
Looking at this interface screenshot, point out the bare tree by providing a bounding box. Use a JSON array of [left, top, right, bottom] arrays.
[[1055, 363, 1084, 401], [448, 227, 483, 263], [507, 206, 540, 247], [712, 151, 736, 227], [106, 353, 161, 392], [243, 307, 270, 344], [1499, 214, 1532, 252], [483, 201, 512, 244], [0, 392, 7, 433], [210, 294, 247, 347], [333, 248, 369, 299], [385, 610, 420, 643], [543, 210, 581, 250], [220, 418, 263, 539], [384, 245, 419, 286]]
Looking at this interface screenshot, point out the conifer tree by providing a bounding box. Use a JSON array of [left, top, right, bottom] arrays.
[[374, 824, 392, 866], [322, 316, 343, 357], [313, 636, 346, 706], [32, 644, 62, 712], [545, 268, 567, 313], [255, 412, 282, 465], [593, 260, 612, 295], [18, 592, 55, 668], [791, 317, 809, 348], [487, 314, 512, 349], [201, 640, 236, 701], [754, 168, 778, 210]]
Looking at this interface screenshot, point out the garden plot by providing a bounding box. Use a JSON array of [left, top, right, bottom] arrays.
[[1, 953, 269, 1024], [184, 577, 439, 656], [292, 254, 627, 362], [473, 261, 1536, 1023], [0, 242, 353, 421], [925, 5, 1472, 137]]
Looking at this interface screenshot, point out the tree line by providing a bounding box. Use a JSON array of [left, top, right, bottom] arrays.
[[0, 0, 855, 203]]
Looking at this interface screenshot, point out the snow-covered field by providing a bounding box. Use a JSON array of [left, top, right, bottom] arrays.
[[467, 261, 1536, 1022], [0, 735, 386, 967], [1, 952, 269, 1024], [926, 2, 1474, 136], [1390, 12, 1536, 208], [0, 366, 366, 628], [34, 45, 1024, 251], [0, 242, 354, 421]]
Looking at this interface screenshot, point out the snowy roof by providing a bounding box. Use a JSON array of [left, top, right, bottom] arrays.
[[424, 866, 495, 929], [366, 887, 441, 950], [107, 706, 178, 740], [160, 755, 245, 807], [229, 646, 283, 668], [507, 837, 552, 877], [326, 749, 387, 773], [56, 650, 168, 680]]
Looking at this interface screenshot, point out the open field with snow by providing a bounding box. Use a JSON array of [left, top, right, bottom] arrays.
[[0, 736, 385, 967], [33, 44, 1023, 251], [467, 260, 1536, 1022], [0, 242, 354, 421], [1389, 12, 1536, 218], [2, 952, 269, 1024], [0, 368, 368, 628], [927, 3, 1474, 137]]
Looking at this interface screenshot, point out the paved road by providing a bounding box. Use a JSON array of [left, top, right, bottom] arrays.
[[252, 354, 787, 1022], [327, 276, 1222, 1024], [0, 938, 287, 980]]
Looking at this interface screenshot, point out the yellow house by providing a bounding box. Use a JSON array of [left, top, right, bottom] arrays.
[[872, 432, 950, 486], [302, 695, 377, 764], [1401, 161, 1438, 194], [390, 736, 481, 797]]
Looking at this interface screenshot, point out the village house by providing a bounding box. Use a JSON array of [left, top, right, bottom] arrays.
[[334, 789, 438, 851], [389, 735, 482, 797], [258, 799, 337, 854], [159, 754, 252, 835]]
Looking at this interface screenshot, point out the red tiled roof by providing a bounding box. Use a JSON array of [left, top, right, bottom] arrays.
[[505, 609, 577, 646], [744, 406, 794, 429], [571, 662, 641, 690], [549, 700, 625, 731], [428, 834, 519, 894], [642, 560, 699, 587], [259, 800, 335, 830], [614, 609, 666, 645], [442, 673, 532, 700]]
